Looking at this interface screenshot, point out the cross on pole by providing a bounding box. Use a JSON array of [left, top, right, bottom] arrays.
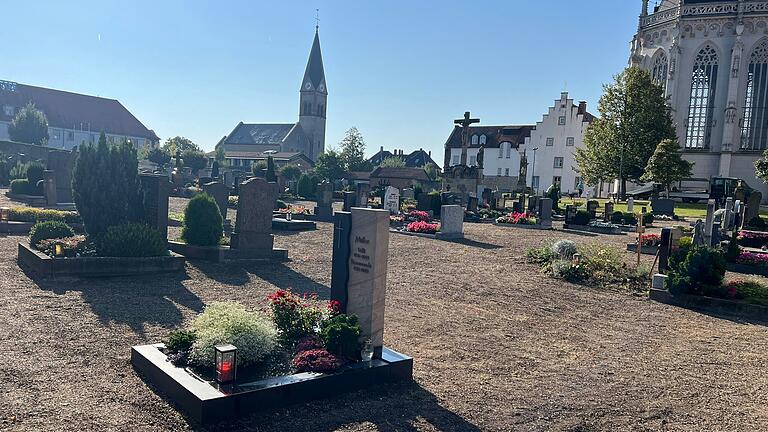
[[454, 111, 480, 166], [315, 9, 320, 31]]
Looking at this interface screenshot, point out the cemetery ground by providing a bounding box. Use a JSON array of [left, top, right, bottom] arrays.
[[2, 194, 768, 431]]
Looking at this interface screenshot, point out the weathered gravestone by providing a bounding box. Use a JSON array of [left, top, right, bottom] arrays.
[[314, 182, 334, 222], [467, 196, 478, 213], [481, 188, 492, 206], [202, 181, 230, 222], [439, 205, 464, 239], [604, 202, 615, 222], [402, 188, 415, 200], [330, 208, 389, 358], [46, 149, 76, 203], [626, 197, 634, 213], [342, 191, 357, 212], [356, 183, 370, 209], [745, 191, 762, 226], [586, 200, 599, 217], [43, 170, 57, 206], [565, 204, 577, 224], [651, 198, 675, 216], [384, 186, 400, 214], [527, 196, 538, 213], [704, 199, 717, 247], [139, 174, 171, 240], [539, 198, 553, 229], [231, 177, 288, 259]]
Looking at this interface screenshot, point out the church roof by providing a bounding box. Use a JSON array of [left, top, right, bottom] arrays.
[[0, 80, 158, 141], [444, 125, 535, 149], [222, 122, 298, 146], [302, 30, 326, 92], [370, 167, 430, 182]]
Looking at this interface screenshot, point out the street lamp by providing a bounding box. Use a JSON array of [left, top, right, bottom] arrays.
[[531, 147, 539, 195]]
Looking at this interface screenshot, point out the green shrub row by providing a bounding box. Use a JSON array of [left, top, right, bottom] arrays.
[[8, 207, 80, 224]]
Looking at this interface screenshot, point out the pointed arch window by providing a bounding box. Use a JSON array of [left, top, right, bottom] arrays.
[[685, 45, 719, 149], [471, 135, 478, 145], [652, 51, 669, 93], [479, 134, 487, 145], [741, 40, 768, 151]]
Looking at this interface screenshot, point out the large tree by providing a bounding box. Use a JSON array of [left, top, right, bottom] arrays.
[[379, 156, 405, 168], [8, 102, 49, 146], [641, 139, 693, 197], [754, 150, 768, 184], [314, 149, 346, 181], [161, 136, 200, 155], [339, 127, 373, 171], [574, 67, 675, 197], [141, 147, 171, 166], [181, 149, 207, 174]]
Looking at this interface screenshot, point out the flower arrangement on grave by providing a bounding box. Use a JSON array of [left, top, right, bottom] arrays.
[[736, 231, 768, 249], [735, 250, 768, 266], [276, 205, 310, 215], [406, 220, 440, 234], [406, 210, 431, 222], [640, 233, 661, 247], [36, 235, 91, 258], [478, 208, 503, 220], [495, 212, 536, 225], [588, 220, 619, 229]]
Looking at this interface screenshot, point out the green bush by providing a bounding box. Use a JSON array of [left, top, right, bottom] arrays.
[[29, 221, 74, 249], [9, 162, 26, 180], [181, 193, 223, 246], [551, 260, 589, 283], [297, 174, 313, 198], [666, 247, 726, 295], [524, 244, 555, 266], [610, 211, 624, 224], [573, 210, 591, 225], [642, 213, 654, 225], [8, 207, 80, 224], [164, 329, 197, 354], [320, 313, 362, 359], [73, 132, 144, 240], [732, 280, 768, 305], [97, 223, 168, 257], [551, 239, 577, 259], [189, 302, 277, 368], [10, 179, 32, 195], [25, 161, 45, 185]]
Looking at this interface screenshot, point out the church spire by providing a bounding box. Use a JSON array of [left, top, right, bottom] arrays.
[[301, 27, 327, 94]]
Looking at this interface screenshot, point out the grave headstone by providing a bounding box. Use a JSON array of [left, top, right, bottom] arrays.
[[527, 196, 538, 213], [586, 200, 599, 217], [704, 199, 716, 246], [692, 219, 705, 247], [330, 208, 389, 358], [314, 182, 334, 222], [43, 170, 57, 206], [202, 181, 230, 222], [384, 186, 400, 214], [46, 150, 76, 203], [467, 196, 478, 213], [604, 202, 615, 222], [512, 201, 523, 214], [402, 188, 415, 200], [745, 191, 762, 226], [626, 197, 634, 213], [231, 178, 278, 254], [356, 183, 370, 209], [139, 174, 170, 240], [481, 188, 492, 206], [565, 204, 577, 224], [659, 228, 672, 274], [342, 191, 357, 212], [439, 205, 464, 239], [539, 198, 553, 229], [723, 197, 734, 231], [651, 198, 675, 216]]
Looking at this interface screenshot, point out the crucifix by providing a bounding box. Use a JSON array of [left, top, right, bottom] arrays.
[[454, 111, 480, 166], [315, 9, 320, 31]]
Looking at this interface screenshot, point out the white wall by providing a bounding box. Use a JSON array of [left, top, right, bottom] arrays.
[[520, 93, 592, 195], [0, 120, 154, 150]]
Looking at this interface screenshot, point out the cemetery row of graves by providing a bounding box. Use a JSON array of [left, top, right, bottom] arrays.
[[3, 138, 768, 428]]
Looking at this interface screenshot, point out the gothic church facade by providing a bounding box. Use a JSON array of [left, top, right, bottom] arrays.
[[630, 0, 768, 197]]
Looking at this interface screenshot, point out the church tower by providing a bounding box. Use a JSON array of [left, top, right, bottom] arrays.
[[298, 28, 327, 161]]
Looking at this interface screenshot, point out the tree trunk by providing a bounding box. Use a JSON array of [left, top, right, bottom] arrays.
[[620, 178, 627, 201]]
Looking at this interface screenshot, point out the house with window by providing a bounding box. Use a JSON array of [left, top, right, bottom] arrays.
[[442, 124, 534, 190], [519, 92, 595, 195], [0, 80, 158, 150], [630, 0, 768, 200], [368, 147, 440, 169]]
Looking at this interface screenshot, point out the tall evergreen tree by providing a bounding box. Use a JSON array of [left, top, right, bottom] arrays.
[[8, 102, 49, 146], [266, 156, 277, 182], [574, 67, 675, 197]]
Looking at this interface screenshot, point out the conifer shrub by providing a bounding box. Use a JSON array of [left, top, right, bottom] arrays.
[[97, 223, 168, 257], [266, 156, 277, 182], [297, 173, 313, 198], [181, 193, 223, 246], [29, 221, 74, 249], [573, 210, 591, 225], [666, 247, 726, 295], [73, 133, 144, 240], [320, 313, 362, 359], [10, 179, 32, 195]]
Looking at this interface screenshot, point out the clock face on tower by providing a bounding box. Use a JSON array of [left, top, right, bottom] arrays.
[[304, 82, 312, 90], [318, 84, 325, 92]]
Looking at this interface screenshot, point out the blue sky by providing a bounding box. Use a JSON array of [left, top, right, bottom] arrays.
[[1, 1, 641, 157]]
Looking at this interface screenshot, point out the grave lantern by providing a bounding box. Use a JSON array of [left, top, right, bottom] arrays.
[[0, 207, 8, 221], [214, 344, 237, 383], [54, 243, 64, 257]]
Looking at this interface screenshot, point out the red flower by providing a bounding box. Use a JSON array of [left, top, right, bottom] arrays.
[[327, 300, 341, 314]]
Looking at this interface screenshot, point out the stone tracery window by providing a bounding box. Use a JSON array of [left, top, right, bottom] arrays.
[[685, 45, 719, 149], [741, 39, 768, 151], [651, 51, 669, 93]]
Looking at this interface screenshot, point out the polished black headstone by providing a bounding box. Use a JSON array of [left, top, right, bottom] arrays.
[[330, 211, 352, 312]]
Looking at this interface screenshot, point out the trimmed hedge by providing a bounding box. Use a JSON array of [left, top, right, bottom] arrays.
[[98, 223, 169, 257], [7, 207, 81, 224], [29, 221, 74, 248], [181, 193, 222, 247]]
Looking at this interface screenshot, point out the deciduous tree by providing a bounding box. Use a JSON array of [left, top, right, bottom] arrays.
[[8, 102, 49, 146]]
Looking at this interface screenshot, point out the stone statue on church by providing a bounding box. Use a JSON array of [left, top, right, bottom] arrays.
[[519, 151, 528, 182], [477, 146, 484, 169]]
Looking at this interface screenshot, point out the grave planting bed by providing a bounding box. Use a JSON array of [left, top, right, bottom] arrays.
[[562, 223, 624, 235], [493, 222, 552, 230], [17, 242, 185, 277], [167, 241, 288, 262], [388, 228, 463, 240], [131, 343, 413, 424], [727, 262, 768, 277], [626, 244, 658, 255]]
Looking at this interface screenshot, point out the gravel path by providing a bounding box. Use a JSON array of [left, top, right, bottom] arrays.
[[1, 194, 767, 431]]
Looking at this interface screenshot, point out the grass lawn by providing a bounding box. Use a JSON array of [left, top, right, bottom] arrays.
[[562, 197, 768, 220]]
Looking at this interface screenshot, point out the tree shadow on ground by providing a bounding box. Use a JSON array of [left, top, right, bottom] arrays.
[[197, 380, 481, 432], [558, 229, 599, 237], [186, 260, 252, 286], [670, 303, 768, 327], [27, 269, 203, 337], [242, 261, 330, 300], [449, 238, 503, 250]]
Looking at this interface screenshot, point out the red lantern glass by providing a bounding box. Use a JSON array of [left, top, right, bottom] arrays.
[[215, 344, 237, 384]]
